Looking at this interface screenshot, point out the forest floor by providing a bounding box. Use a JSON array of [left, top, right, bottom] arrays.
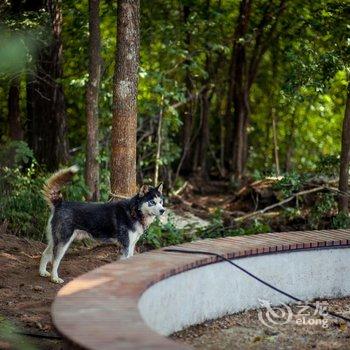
[[171, 298, 350, 350], [0, 231, 121, 349]]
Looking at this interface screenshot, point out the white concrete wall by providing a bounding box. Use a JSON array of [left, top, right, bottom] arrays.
[[138, 248, 350, 336]]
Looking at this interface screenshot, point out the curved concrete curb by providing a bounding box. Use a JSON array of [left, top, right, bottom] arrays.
[[52, 229, 350, 350]]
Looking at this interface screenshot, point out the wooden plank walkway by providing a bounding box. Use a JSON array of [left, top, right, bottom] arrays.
[[52, 229, 350, 350]]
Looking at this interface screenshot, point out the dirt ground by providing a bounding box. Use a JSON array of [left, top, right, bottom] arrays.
[[171, 298, 350, 349], [0, 232, 122, 350], [2, 229, 350, 350]]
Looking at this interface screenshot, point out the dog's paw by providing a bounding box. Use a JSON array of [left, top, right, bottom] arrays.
[[39, 270, 51, 278], [51, 276, 64, 284]]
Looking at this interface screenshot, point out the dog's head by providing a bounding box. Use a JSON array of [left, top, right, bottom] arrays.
[[137, 183, 165, 217]]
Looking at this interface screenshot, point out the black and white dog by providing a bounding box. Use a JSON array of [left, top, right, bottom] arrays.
[[39, 166, 165, 283]]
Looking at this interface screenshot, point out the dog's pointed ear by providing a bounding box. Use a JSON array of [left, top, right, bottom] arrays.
[[138, 184, 149, 197], [156, 183, 163, 194]]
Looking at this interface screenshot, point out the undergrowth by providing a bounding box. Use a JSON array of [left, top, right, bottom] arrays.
[[1, 142, 350, 248]]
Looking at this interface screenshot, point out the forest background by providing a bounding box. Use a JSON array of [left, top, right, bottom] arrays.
[[0, 0, 349, 247]]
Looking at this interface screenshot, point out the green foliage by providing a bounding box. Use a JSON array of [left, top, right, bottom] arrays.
[[140, 208, 272, 250], [332, 211, 350, 229], [283, 207, 302, 220], [273, 172, 306, 198], [68, 150, 111, 202], [308, 193, 336, 229], [243, 219, 271, 235], [197, 209, 271, 239], [0, 140, 35, 166], [315, 154, 340, 177], [1, 0, 349, 244], [0, 146, 92, 241], [0, 164, 48, 241], [140, 214, 191, 249]]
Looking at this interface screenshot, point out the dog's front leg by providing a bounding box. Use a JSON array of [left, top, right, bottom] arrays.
[[120, 246, 131, 259], [121, 242, 135, 259]]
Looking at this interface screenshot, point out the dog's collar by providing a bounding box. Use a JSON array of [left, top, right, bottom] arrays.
[[131, 207, 150, 230], [140, 215, 148, 230]]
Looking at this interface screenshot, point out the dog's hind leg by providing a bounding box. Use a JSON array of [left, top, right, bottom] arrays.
[[39, 242, 53, 277], [51, 232, 76, 284], [39, 215, 54, 278]]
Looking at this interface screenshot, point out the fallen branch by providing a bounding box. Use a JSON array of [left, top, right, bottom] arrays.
[[234, 185, 350, 223], [234, 186, 326, 222], [172, 181, 188, 196]]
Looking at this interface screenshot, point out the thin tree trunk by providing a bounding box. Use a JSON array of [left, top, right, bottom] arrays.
[[111, 0, 140, 198], [284, 113, 296, 172], [85, 0, 101, 201], [272, 107, 280, 176], [199, 90, 210, 179], [27, 0, 68, 171], [180, 3, 194, 175], [338, 81, 350, 213], [224, 0, 252, 172], [8, 77, 23, 140], [198, 0, 211, 180], [228, 0, 286, 181], [154, 100, 163, 186]]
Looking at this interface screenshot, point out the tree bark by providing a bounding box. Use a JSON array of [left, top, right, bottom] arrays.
[[153, 102, 163, 186], [224, 0, 252, 174], [227, 0, 286, 181], [180, 3, 194, 175], [111, 0, 140, 198], [198, 0, 212, 180], [8, 77, 23, 140], [85, 0, 101, 201], [338, 81, 350, 213], [27, 0, 68, 171], [272, 107, 280, 176], [199, 89, 210, 179], [284, 113, 296, 172]]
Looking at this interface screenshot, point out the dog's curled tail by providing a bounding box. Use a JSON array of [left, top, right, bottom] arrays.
[[43, 165, 79, 209]]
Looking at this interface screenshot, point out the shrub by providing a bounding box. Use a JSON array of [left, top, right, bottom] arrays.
[[0, 140, 35, 167], [332, 211, 350, 229], [0, 142, 89, 241], [273, 171, 306, 198], [308, 193, 336, 229], [0, 163, 48, 240], [140, 214, 192, 249], [196, 209, 271, 239], [315, 155, 340, 178]]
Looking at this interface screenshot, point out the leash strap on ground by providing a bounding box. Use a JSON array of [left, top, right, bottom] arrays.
[[164, 248, 350, 324], [14, 331, 62, 339]]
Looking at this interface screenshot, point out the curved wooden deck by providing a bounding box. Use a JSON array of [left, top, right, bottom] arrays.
[[52, 229, 350, 350]]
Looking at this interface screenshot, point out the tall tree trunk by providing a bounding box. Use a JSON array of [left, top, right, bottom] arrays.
[[338, 81, 350, 214], [85, 0, 101, 201], [227, 0, 286, 181], [111, 0, 140, 198], [153, 102, 163, 186], [180, 3, 194, 175], [272, 107, 280, 176], [8, 77, 23, 140], [232, 72, 250, 180], [224, 0, 252, 174], [27, 0, 68, 171], [198, 0, 211, 180], [199, 89, 210, 179], [284, 113, 296, 172]]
